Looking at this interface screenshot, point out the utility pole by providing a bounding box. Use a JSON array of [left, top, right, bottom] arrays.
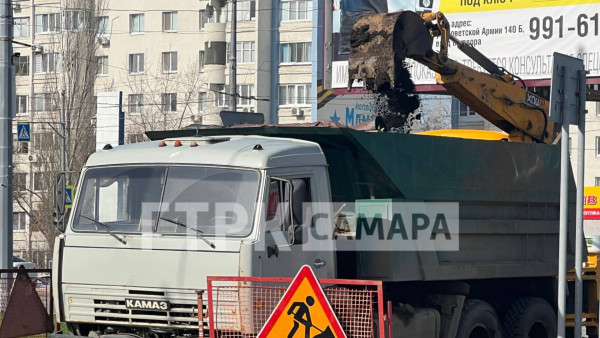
[[0, 0, 14, 269], [230, 0, 237, 112], [61, 89, 66, 176]]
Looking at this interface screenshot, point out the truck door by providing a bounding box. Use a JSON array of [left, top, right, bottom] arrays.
[[260, 169, 335, 279]]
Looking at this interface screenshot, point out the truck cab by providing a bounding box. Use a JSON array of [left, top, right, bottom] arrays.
[[53, 136, 336, 337]]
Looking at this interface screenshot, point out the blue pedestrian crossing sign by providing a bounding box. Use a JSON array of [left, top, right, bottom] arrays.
[[65, 185, 74, 209], [17, 123, 31, 142]]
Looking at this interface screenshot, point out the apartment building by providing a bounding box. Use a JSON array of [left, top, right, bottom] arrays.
[[92, 0, 314, 137], [9, 0, 316, 264]]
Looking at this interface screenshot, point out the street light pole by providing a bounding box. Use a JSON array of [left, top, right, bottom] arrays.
[[230, 0, 237, 112], [61, 89, 66, 176], [0, 0, 14, 270]]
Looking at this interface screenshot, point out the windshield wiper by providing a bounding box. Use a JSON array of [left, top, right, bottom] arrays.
[[79, 215, 127, 245], [159, 217, 216, 249]]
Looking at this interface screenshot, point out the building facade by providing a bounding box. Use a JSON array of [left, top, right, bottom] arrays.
[[10, 0, 316, 265]]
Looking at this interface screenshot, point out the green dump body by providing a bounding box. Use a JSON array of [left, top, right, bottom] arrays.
[[147, 126, 576, 282]]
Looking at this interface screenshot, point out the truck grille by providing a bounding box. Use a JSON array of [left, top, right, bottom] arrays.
[[66, 286, 207, 331]]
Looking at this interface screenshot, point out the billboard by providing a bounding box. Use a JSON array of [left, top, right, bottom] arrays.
[[326, 0, 600, 88], [585, 186, 600, 220]]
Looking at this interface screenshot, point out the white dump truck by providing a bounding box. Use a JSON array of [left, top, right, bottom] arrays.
[[52, 124, 577, 338]]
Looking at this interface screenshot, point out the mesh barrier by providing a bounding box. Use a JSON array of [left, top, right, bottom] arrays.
[[204, 276, 385, 338], [0, 269, 52, 313], [0, 269, 53, 337]]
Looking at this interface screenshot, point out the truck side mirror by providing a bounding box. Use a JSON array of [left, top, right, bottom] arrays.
[[53, 173, 66, 232]]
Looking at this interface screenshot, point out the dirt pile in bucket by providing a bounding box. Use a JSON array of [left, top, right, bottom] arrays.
[[348, 12, 421, 131]]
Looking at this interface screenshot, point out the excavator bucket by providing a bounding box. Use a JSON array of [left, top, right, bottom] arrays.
[[348, 11, 433, 90]]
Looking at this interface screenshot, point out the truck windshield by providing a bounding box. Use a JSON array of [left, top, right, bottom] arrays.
[[72, 166, 260, 237]]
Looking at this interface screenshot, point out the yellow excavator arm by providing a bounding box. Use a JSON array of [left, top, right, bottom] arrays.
[[348, 11, 555, 143]]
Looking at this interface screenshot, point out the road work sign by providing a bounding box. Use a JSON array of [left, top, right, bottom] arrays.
[[65, 185, 73, 209], [257, 265, 346, 338], [17, 123, 31, 142]]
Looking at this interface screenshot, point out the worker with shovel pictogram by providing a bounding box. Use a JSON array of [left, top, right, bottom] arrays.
[[287, 296, 335, 338]]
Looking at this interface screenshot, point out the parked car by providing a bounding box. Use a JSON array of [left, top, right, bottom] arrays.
[[12, 256, 36, 270]]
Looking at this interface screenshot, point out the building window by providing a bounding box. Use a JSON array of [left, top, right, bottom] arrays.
[[14, 17, 30, 38], [13, 212, 26, 231], [35, 13, 61, 34], [227, 1, 256, 21], [13, 134, 28, 153], [97, 56, 108, 76], [15, 55, 29, 76], [129, 53, 144, 74], [281, 0, 313, 21], [14, 174, 27, 193], [34, 93, 56, 112], [128, 94, 143, 114], [280, 42, 311, 63], [205, 41, 227, 65], [217, 85, 227, 107], [279, 84, 311, 106], [130, 13, 144, 33], [33, 172, 51, 191], [33, 133, 56, 149], [227, 42, 255, 64], [127, 133, 145, 144], [596, 102, 600, 117], [161, 93, 177, 112], [199, 51, 205, 71], [162, 11, 178, 32], [201, 7, 225, 27], [597, 136, 600, 157], [199, 92, 208, 112], [16, 95, 28, 116], [162, 52, 178, 73], [97, 16, 109, 35], [237, 85, 254, 106], [458, 99, 477, 116], [596, 177, 600, 186], [63, 10, 87, 31], [199, 10, 208, 29], [237, 42, 255, 63], [34, 52, 59, 74]]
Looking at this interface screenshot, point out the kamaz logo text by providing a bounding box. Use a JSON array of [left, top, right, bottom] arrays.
[[125, 298, 170, 311]]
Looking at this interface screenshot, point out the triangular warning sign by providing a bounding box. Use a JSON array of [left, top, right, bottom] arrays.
[[257, 265, 347, 338], [18, 125, 30, 140]]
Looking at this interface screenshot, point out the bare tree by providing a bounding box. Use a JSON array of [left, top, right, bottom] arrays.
[[408, 95, 452, 132], [120, 55, 207, 136], [26, 0, 107, 250]]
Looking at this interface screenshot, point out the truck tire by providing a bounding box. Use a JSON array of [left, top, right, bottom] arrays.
[[502, 297, 556, 338], [456, 299, 502, 338]]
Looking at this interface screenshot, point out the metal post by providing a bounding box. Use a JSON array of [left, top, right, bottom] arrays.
[[61, 89, 66, 175], [0, 0, 14, 270], [230, 0, 237, 111], [574, 71, 587, 338], [558, 121, 569, 338]]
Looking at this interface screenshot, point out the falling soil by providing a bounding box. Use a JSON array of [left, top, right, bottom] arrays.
[[368, 60, 421, 132], [348, 12, 421, 132]]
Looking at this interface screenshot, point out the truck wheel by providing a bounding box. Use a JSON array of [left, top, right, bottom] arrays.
[[456, 299, 502, 338], [502, 297, 556, 338]]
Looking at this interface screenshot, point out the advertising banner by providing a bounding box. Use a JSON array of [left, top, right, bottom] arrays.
[[328, 0, 600, 87], [585, 186, 600, 220]]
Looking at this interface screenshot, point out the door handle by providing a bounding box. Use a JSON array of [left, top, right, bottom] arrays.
[[313, 259, 326, 268]]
